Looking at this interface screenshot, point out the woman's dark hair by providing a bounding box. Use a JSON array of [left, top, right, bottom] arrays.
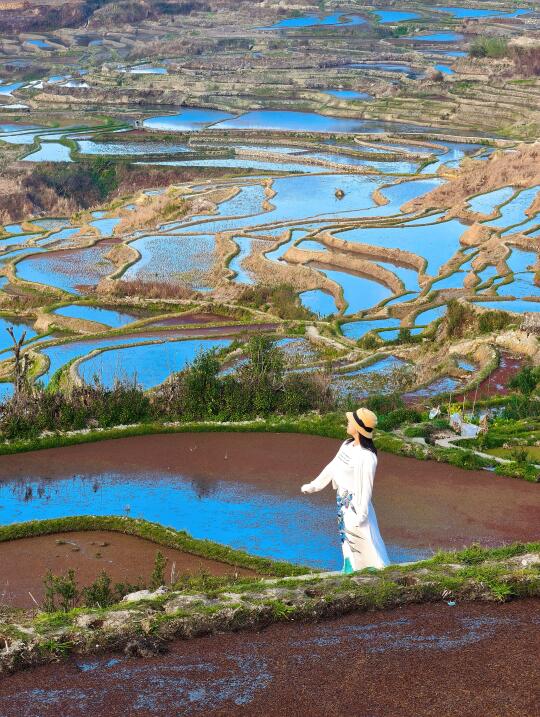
[[360, 435, 377, 455], [345, 436, 377, 455]]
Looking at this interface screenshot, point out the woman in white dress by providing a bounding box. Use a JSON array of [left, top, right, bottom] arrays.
[[301, 407, 390, 573]]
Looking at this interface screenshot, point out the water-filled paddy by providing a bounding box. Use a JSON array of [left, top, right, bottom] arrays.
[[496, 275, 537, 299], [474, 298, 540, 314], [342, 355, 407, 377], [179, 174, 385, 235], [409, 32, 464, 42], [374, 10, 419, 22], [32, 218, 71, 231], [299, 289, 336, 316], [143, 108, 236, 132], [229, 237, 258, 284], [312, 265, 392, 315], [123, 233, 215, 290], [349, 62, 418, 76], [341, 317, 400, 339], [415, 304, 447, 325], [78, 140, 190, 156], [52, 304, 140, 328], [209, 111, 382, 134], [335, 218, 465, 275], [23, 142, 72, 162], [78, 338, 232, 389], [0, 316, 37, 352], [146, 157, 325, 173], [435, 64, 454, 75], [323, 90, 372, 100], [467, 187, 514, 215], [486, 187, 539, 229], [435, 6, 529, 19], [375, 261, 421, 293], [0, 383, 14, 401], [405, 376, 461, 400], [476, 265, 499, 284], [16, 243, 116, 294], [259, 13, 366, 30], [1, 433, 536, 568], [506, 248, 537, 275], [0, 232, 37, 249]]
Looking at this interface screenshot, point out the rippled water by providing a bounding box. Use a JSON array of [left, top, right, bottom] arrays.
[[78, 338, 232, 389], [53, 304, 141, 328], [0, 465, 426, 568], [259, 13, 366, 30]]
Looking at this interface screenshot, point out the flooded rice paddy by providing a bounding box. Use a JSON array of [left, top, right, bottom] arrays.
[[0, 433, 537, 570], [1, 113, 537, 400]]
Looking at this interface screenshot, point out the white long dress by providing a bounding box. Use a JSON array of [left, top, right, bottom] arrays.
[[305, 439, 390, 571]]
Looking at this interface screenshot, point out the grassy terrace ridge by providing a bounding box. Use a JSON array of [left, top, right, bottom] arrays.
[[0, 528, 538, 675], [0, 516, 308, 577], [0, 414, 536, 482]]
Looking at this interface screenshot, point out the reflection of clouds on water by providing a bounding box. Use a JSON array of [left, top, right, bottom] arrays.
[[0, 470, 429, 568]]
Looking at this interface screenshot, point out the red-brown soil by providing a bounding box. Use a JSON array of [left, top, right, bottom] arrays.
[[146, 312, 235, 326], [0, 598, 537, 716], [0, 432, 537, 553], [0, 530, 255, 609], [456, 351, 523, 400]]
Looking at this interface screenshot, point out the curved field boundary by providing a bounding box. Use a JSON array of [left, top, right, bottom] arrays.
[[0, 515, 308, 576]]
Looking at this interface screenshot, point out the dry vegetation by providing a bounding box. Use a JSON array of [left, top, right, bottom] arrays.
[[404, 142, 540, 214]]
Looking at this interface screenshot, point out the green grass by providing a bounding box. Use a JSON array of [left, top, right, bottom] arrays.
[[5, 539, 537, 669], [486, 446, 540, 461], [0, 515, 310, 577]]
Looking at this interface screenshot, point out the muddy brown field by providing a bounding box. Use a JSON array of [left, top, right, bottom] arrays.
[[0, 598, 538, 717], [0, 530, 255, 608]]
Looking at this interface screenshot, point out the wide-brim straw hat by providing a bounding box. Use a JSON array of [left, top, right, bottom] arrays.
[[346, 407, 378, 439]]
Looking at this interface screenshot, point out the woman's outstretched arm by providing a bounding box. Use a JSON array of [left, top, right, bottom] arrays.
[[301, 457, 336, 493], [352, 453, 376, 523]]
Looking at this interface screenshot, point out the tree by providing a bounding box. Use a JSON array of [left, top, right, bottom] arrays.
[[6, 326, 30, 397]]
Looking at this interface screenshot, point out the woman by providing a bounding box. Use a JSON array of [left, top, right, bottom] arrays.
[[301, 407, 390, 573]]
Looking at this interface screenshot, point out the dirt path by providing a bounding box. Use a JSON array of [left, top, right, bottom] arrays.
[[0, 432, 537, 553], [0, 599, 537, 716], [0, 531, 256, 609]]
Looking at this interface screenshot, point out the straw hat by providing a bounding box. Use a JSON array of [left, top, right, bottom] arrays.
[[346, 407, 378, 439]]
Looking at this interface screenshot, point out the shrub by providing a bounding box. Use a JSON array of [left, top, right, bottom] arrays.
[[445, 300, 476, 338], [43, 569, 78, 613], [358, 333, 379, 350], [478, 310, 513, 334], [181, 350, 222, 420], [240, 284, 315, 320], [470, 36, 508, 59], [378, 408, 421, 431], [510, 446, 530, 464], [366, 393, 405, 415], [503, 395, 540, 420], [508, 366, 540, 396], [150, 551, 167, 590], [81, 571, 115, 608], [24, 157, 119, 210]]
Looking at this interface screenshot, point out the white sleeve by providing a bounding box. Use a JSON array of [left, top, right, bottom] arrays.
[[352, 452, 376, 524], [305, 457, 336, 492]]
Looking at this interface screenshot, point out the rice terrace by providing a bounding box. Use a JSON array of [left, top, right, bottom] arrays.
[[0, 0, 539, 714]]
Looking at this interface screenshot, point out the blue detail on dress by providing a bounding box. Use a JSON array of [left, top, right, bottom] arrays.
[[336, 491, 355, 543]]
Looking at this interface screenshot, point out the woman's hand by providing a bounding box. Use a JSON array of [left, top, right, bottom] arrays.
[[301, 483, 316, 494]]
